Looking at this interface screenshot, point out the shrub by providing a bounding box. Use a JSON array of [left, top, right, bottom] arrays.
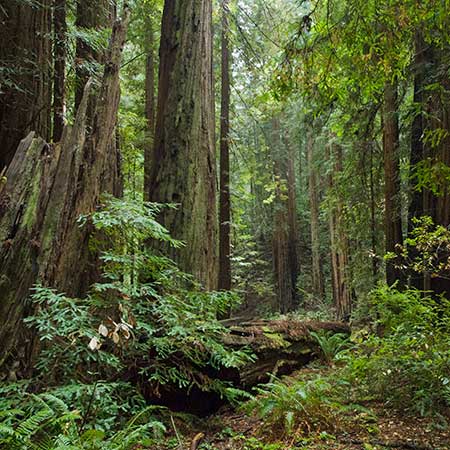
[[26, 196, 252, 393]]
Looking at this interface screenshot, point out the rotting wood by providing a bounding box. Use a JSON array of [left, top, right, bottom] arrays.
[[0, 10, 130, 376], [223, 319, 350, 386]]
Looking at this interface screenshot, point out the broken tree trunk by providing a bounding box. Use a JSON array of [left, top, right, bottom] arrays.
[[222, 319, 350, 386], [0, 11, 129, 376]]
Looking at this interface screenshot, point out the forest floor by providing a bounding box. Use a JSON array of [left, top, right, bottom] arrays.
[[195, 403, 450, 450], [155, 367, 450, 450], [160, 403, 450, 450]]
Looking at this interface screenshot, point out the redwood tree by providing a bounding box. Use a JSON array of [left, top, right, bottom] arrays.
[[219, 0, 232, 291], [149, 0, 218, 289], [0, 0, 52, 170]]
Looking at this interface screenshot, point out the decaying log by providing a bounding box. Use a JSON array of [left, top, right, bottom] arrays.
[[0, 10, 130, 374], [223, 319, 350, 386]]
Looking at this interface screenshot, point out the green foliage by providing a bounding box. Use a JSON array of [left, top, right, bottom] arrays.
[[310, 331, 351, 364], [346, 286, 450, 416], [27, 196, 252, 393], [397, 216, 450, 281], [245, 375, 348, 437], [0, 390, 165, 450]]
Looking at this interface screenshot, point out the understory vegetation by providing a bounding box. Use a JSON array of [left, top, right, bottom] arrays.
[[1, 0, 450, 448]]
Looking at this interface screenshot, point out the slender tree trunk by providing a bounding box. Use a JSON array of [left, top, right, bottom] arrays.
[[143, 17, 156, 202], [271, 117, 298, 313], [53, 0, 67, 142], [0, 11, 129, 375], [383, 80, 403, 286], [369, 142, 378, 278], [218, 0, 232, 291], [149, 0, 218, 290], [307, 128, 324, 300], [286, 133, 300, 305], [0, 0, 52, 170], [328, 144, 352, 321]]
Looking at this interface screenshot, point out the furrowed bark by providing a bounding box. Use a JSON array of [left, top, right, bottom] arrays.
[[219, 0, 232, 291], [149, 0, 218, 290], [0, 0, 52, 170], [0, 11, 129, 375]]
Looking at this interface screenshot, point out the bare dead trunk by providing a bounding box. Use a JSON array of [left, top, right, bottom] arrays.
[[149, 0, 218, 290], [218, 0, 232, 291], [0, 11, 129, 375]]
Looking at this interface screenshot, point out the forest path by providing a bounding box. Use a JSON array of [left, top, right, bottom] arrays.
[[155, 364, 450, 450], [196, 404, 450, 450]]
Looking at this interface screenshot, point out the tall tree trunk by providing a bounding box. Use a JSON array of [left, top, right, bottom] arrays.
[[0, 11, 129, 376], [306, 127, 324, 300], [383, 80, 403, 286], [74, 0, 110, 113], [286, 132, 300, 305], [53, 0, 67, 143], [328, 144, 352, 321], [0, 0, 52, 170], [408, 31, 430, 290], [143, 17, 156, 202], [271, 117, 298, 313], [218, 0, 232, 291], [149, 0, 218, 290]]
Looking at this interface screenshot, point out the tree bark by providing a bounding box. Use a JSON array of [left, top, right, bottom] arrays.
[[0, 0, 52, 170], [328, 144, 352, 321], [383, 80, 404, 286], [53, 0, 67, 143], [271, 117, 298, 313], [218, 0, 232, 291], [307, 127, 325, 300], [143, 17, 156, 202], [0, 11, 129, 375], [74, 0, 110, 114], [149, 0, 218, 290]]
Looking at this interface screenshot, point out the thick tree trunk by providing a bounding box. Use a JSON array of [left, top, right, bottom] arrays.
[[53, 0, 67, 143], [328, 144, 352, 321], [307, 128, 325, 300], [0, 12, 129, 376], [143, 17, 156, 202], [383, 80, 404, 286], [218, 0, 232, 291], [0, 0, 52, 170], [149, 0, 218, 290]]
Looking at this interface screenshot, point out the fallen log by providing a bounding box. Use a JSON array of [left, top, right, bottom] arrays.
[[223, 319, 350, 386]]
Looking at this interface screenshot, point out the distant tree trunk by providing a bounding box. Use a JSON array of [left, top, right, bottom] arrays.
[[286, 132, 300, 304], [74, 0, 110, 113], [328, 144, 352, 321], [306, 127, 324, 300], [271, 117, 298, 313], [0, 12, 129, 376], [0, 0, 52, 170], [383, 80, 403, 286], [143, 17, 156, 202], [218, 0, 232, 291], [53, 0, 67, 142], [149, 0, 218, 289], [369, 141, 378, 278]]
